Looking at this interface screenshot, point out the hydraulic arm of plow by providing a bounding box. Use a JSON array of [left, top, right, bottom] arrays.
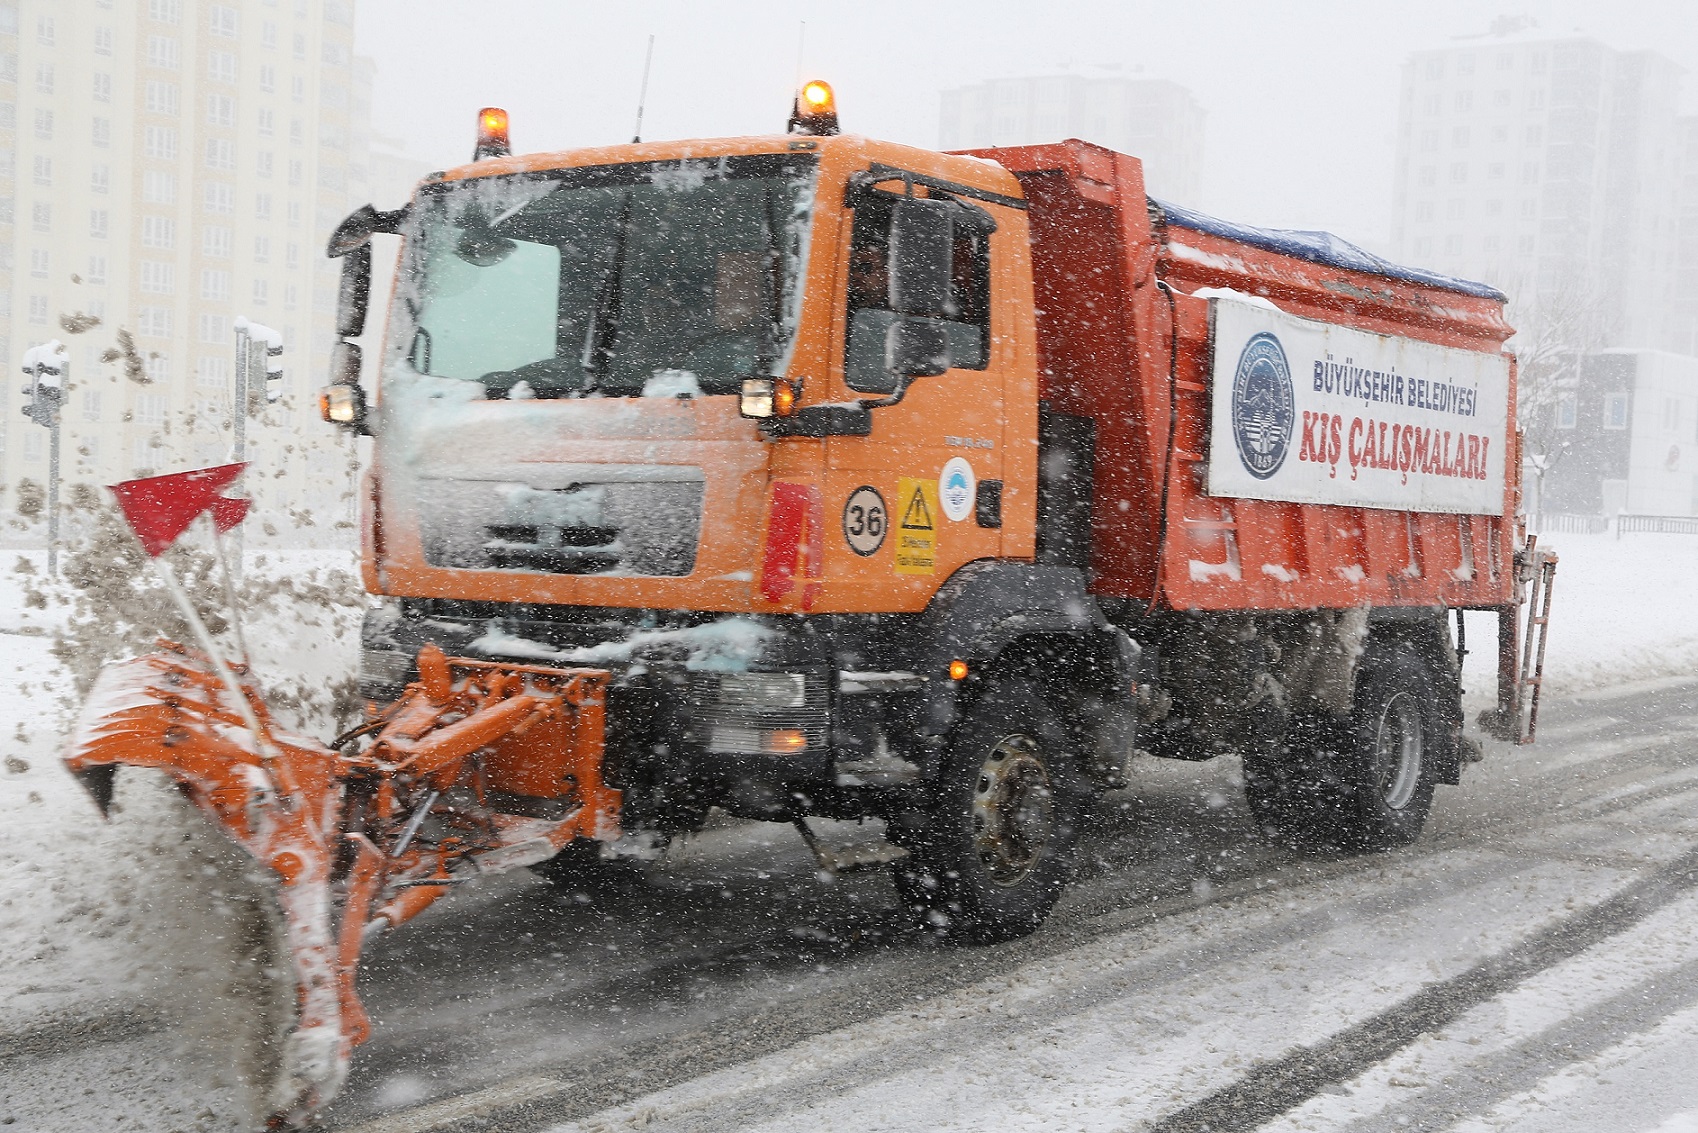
[[63, 643, 619, 1128]]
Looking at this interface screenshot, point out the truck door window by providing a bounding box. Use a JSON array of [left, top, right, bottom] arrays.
[[844, 193, 990, 392]]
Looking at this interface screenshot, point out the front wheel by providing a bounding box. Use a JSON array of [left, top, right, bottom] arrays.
[[893, 677, 1085, 944]]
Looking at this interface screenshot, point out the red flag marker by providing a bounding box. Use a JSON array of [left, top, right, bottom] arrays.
[[110, 463, 249, 557]]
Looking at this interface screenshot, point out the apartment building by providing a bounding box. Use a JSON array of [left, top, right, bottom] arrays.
[[1391, 31, 1692, 353], [0, 0, 369, 546], [939, 69, 1205, 202]]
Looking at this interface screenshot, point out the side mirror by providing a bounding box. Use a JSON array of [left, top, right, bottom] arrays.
[[889, 197, 954, 317], [336, 243, 372, 338], [327, 202, 409, 257], [886, 318, 950, 378], [319, 346, 369, 435]]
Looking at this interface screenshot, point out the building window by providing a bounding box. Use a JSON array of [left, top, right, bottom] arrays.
[[142, 78, 177, 113], [29, 248, 48, 277], [92, 118, 111, 147], [139, 261, 176, 294], [1526, 125, 1543, 145], [262, 21, 277, 49], [1556, 394, 1578, 429], [287, 158, 302, 185], [200, 269, 231, 300], [202, 226, 231, 257], [146, 35, 179, 69], [1457, 53, 1475, 76], [1529, 90, 1545, 110], [258, 107, 274, 135], [255, 193, 272, 220], [1522, 161, 1539, 183], [141, 216, 175, 248], [1664, 398, 1682, 432], [32, 155, 49, 185], [1485, 199, 1503, 217], [143, 125, 178, 158], [1450, 162, 1468, 184], [256, 151, 273, 178], [1444, 234, 1463, 254], [285, 242, 299, 269], [36, 15, 54, 45], [1494, 89, 1511, 107], [1489, 162, 1505, 180], [207, 94, 235, 127], [1446, 199, 1465, 220], [292, 32, 306, 59], [1415, 200, 1435, 221], [1518, 234, 1536, 253], [142, 170, 175, 203], [204, 182, 235, 213], [197, 356, 230, 388], [82, 389, 102, 422], [1418, 165, 1436, 187], [259, 64, 276, 93], [90, 210, 109, 239], [199, 315, 229, 344], [149, 0, 182, 23], [254, 235, 271, 262], [289, 118, 303, 144], [92, 72, 112, 101], [34, 109, 52, 139], [31, 202, 50, 232], [1452, 126, 1470, 148], [35, 63, 53, 95], [1605, 393, 1629, 430], [253, 278, 269, 305], [94, 27, 113, 55], [209, 5, 238, 37], [88, 255, 107, 283], [136, 392, 169, 425], [205, 138, 235, 170], [287, 201, 301, 226], [1419, 129, 1438, 152], [291, 76, 304, 101], [1423, 93, 1441, 115], [137, 306, 173, 337], [1454, 91, 1473, 112], [208, 51, 237, 84]]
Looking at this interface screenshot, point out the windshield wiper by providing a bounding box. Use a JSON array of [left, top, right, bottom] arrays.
[[579, 192, 634, 395]]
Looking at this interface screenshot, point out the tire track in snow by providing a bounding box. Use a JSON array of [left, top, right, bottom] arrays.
[[1140, 842, 1698, 1133]]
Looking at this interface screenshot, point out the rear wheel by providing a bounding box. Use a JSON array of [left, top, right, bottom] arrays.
[[1242, 643, 1442, 850], [893, 677, 1084, 944]]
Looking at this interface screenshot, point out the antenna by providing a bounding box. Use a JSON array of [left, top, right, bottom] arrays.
[[631, 34, 655, 143]]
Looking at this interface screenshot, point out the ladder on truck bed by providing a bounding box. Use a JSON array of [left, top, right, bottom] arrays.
[[1481, 536, 1558, 744]]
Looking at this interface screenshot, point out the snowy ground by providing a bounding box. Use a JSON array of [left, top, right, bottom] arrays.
[[2, 531, 1697, 1131]]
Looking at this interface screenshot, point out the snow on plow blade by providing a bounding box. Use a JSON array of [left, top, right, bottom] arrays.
[[62, 642, 618, 1128]]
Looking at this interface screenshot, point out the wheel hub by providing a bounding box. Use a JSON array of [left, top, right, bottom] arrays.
[[969, 734, 1055, 885], [1373, 692, 1424, 811]]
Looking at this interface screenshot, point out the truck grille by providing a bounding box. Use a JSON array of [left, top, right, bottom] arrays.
[[687, 672, 828, 755], [416, 475, 703, 577]]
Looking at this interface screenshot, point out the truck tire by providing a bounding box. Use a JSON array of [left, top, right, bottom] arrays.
[[529, 839, 641, 904], [1334, 642, 1440, 849], [1244, 643, 1442, 851], [893, 676, 1084, 944]]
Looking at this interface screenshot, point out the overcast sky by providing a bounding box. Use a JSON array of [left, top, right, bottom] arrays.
[[354, 1, 1696, 250]]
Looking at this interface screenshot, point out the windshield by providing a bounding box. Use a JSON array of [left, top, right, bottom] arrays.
[[390, 155, 817, 399]]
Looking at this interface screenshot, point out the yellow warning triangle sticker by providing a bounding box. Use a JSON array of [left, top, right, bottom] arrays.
[[900, 485, 934, 530]]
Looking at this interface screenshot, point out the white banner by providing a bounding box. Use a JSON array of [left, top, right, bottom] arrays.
[[1205, 297, 1511, 515]]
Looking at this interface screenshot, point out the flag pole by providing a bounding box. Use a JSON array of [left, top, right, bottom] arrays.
[[148, 554, 287, 792], [210, 516, 251, 666]]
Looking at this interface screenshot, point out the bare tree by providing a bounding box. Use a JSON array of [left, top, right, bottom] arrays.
[[1501, 269, 1614, 523]]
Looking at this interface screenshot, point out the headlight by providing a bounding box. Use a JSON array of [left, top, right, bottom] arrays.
[[714, 672, 805, 710]]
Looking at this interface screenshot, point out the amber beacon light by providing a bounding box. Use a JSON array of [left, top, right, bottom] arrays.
[[787, 79, 839, 136], [473, 106, 511, 160]]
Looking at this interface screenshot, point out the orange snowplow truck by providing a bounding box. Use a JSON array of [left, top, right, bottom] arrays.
[[321, 85, 1557, 956], [66, 84, 1553, 1125]]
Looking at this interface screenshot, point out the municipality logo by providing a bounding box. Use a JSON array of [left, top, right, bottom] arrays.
[[1231, 332, 1295, 480]]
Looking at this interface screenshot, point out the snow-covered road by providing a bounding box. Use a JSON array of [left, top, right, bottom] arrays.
[[4, 533, 1698, 1132]]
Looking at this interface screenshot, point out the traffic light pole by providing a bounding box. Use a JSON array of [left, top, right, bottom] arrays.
[[20, 342, 66, 576]]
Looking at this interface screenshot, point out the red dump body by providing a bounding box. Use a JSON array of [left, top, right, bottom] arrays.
[[973, 141, 1519, 614]]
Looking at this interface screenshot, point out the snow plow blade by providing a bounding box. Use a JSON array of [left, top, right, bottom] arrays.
[[62, 642, 618, 1128]]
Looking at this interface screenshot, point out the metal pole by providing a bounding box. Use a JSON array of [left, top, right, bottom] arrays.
[[47, 361, 60, 577], [233, 323, 250, 464]]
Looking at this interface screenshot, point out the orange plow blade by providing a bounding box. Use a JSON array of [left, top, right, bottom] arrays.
[[62, 643, 617, 1128]]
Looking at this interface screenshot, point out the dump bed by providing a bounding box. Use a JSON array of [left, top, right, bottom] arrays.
[[969, 140, 1519, 613]]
